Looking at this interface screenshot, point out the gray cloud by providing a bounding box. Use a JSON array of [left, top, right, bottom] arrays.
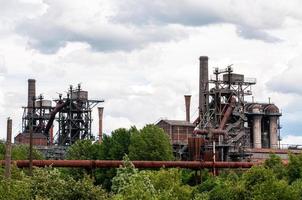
[[236, 26, 282, 43], [12, 0, 295, 53], [15, 0, 188, 54], [112, 0, 287, 42], [17, 18, 187, 54]]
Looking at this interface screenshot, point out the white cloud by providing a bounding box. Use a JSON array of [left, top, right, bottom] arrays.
[[0, 0, 302, 145], [281, 135, 302, 146]]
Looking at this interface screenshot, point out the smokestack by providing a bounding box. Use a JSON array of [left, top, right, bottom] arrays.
[[98, 107, 104, 143], [27, 79, 36, 113], [199, 56, 209, 118], [5, 118, 12, 179], [184, 95, 191, 122]]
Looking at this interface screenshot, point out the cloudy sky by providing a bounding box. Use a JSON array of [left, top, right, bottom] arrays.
[[1, 0, 302, 145]]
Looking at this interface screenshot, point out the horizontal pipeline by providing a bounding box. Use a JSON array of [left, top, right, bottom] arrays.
[[0, 160, 262, 169]]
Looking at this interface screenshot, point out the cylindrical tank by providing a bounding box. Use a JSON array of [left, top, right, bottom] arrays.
[[252, 104, 262, 149], [264, 104, 280, 149], [270, 116, 278, 149]]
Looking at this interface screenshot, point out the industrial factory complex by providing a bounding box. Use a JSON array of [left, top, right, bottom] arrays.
[[14, 80, 104, 158], [12, 56, 301, 161]]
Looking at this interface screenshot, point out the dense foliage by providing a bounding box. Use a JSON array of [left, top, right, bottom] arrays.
[[0, 142, 43, 160], [0, 167, 109, 200], [64, 125, 173, 190], [2, 153, 302, 199], [3, 129, 302, 199]]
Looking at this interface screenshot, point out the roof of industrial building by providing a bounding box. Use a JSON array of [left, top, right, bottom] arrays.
[[157, 119, 195, 127], [15, 132, 47, 139]]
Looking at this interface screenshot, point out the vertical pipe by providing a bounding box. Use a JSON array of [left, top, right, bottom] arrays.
[[27, 79, 36, 114], [169, 125, 172, 141], [5, 118, 12, 179], [184, 95, 191, 122], [199, 56, 209, 120], [270, 116, 278, 149], [253, 116, 262, 149], [213, 141, 216, 175], [98, 107, 104, 143], [177, 127, 180, 144]]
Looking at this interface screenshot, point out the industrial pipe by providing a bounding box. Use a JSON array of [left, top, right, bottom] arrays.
[[0, 160, 261, 169], [219, 96, 236, 130], [193, 96, 236, 137], [45, 101, 69, 134]]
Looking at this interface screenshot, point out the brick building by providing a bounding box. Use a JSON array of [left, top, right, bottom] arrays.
[[156, 119, 195, 145], [14, 132, 48, 146]]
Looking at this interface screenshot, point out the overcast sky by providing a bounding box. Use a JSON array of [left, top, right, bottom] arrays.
[[1, 0, 302, 145]]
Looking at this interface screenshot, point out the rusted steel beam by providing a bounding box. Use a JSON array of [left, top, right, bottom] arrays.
[[0, 160, 262, 169]]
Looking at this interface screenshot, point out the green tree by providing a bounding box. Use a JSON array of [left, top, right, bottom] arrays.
[[264, 154, 286, 179], [112, 157, 192, 200], [243, 166, 275, 191], [66, 139, 99, 160], [0, 143, 43, 160], [64, 128, 133, 191], [289, 179, 302, 199], [96, 128, 133, 190], [129, 124, 173, 161], [287, 153, 302, 183], [12, 145, 44, 160], [251, 179, 292, 200], [31, 168, 109, 200], [105, 128, 133, 160]]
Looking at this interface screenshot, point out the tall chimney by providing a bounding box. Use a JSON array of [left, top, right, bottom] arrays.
[[98, 107, 104, 143], [27, 79, 36, 113], [184, 95, 191, 122], [5, 118, 12, 179], [199, 56, 209, 119]]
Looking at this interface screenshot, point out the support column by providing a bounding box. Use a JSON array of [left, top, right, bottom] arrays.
[[98, 107, 104, 143], [270, 116, 278, 149], [253, 116, 262, 149]]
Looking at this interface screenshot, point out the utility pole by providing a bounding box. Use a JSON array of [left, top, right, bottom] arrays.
[[213, 140, 216, 176], [4, 118, 12, 179]]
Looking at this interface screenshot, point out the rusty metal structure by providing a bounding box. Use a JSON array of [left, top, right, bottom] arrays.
[[46, 84, 103, 146], [0, 159, 263, 169], [14, 80, 104, 148], [157, 56, 282, 162], [15, 80, 53, 146]]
